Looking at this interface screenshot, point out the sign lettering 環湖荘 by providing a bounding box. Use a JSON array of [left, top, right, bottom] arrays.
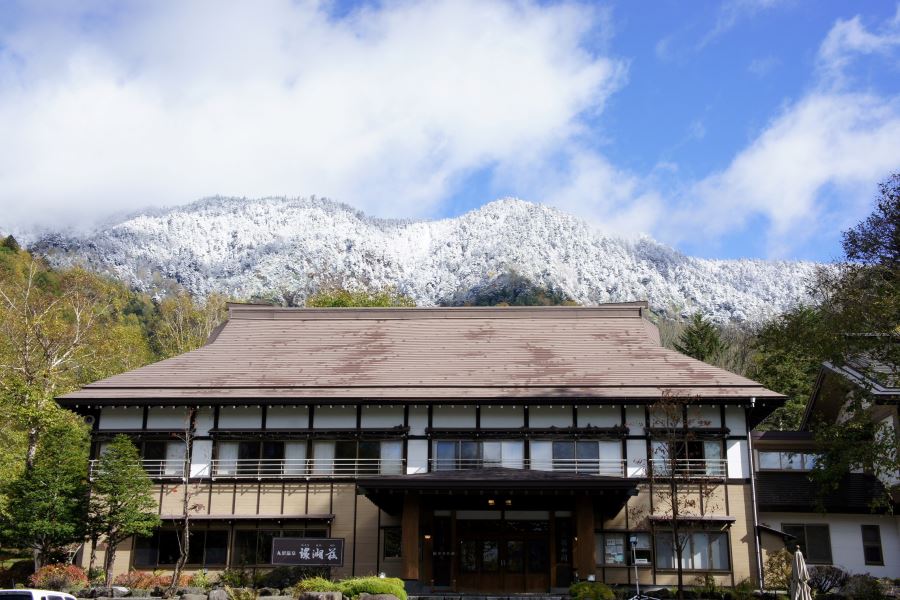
[[271, 538, 344, 566]]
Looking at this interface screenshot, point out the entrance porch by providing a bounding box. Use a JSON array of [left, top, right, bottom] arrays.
[[358, 468, 637, 593]]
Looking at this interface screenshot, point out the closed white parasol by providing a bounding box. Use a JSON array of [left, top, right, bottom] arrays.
[[790, 549, 813, 600]]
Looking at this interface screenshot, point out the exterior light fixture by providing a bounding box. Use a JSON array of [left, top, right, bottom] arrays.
[[424, 534, 432, 540], [505, 499, 512, 506], [487, 499, 496, 506]]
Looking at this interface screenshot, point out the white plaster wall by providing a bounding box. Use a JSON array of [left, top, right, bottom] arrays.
[[361, 405, 404, 428], [481, 405, 524, 428], [195, 408, 214, 436], [530, 406, 573, 428], [687, 405, 721, 428], [578, 406, 621, 427], [98, 407, 142, 430], [727, 440, 749, 479], [760, 512, 900, 578], [267, 406, 309, 429], [626, 439, 647, 477], [146, 407, 190, 430], [190, 440, 213, 477], [407, 440, 428, 474], [218, 406, 262, 429], [408, 406, 428, 435], [725, 407, 747, 436], [433, 405, 475, 428], [313, 406, 356, 428], [625, 406, 646, 431]]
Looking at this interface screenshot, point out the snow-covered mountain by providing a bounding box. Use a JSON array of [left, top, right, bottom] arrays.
[[30, 196, 820, 323]]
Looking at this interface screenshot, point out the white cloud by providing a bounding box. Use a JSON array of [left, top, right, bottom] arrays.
[[817, 7, 900, 86], [699, 0, 787, 49], [0, 0, 625, 229], [662, 10, 900, 257]]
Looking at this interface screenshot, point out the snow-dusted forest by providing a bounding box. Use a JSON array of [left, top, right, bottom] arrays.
[[31, 196, 819, 323]]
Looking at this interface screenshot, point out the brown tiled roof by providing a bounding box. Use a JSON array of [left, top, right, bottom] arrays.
[[59, 302, 783, 403]]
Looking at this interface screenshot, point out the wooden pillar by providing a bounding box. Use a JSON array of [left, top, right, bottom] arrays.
[[401, 493, 420, 580], [575, 495, 595, 580]]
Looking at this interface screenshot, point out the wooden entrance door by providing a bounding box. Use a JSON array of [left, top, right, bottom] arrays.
[[455, 512, 551, 592]]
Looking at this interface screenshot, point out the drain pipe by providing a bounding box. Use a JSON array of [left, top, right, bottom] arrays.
[[746, 399, 765, 593]]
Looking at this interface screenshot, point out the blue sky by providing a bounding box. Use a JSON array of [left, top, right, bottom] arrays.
[[1, 1, 899, 261]]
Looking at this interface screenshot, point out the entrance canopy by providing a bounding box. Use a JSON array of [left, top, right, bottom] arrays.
[[358, 467, 638, 514]]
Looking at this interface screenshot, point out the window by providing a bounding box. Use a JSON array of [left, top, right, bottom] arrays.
[[315, 440, 402, 475], [549, 441, 622, 474], [382, 527, 401, 559], [134, 530, 229, 567], [757, 451, 819, 471], [231, 526, 326, 565], [434, 440, 524, 470], [596, 533, 651, 566], [862, 525, 884, 566], [655, 531, 729, 571], [782, 524, 832, 564], [141, 441, 186, 476], [597, 533, 626, 565], [652, 440, 724, 476]]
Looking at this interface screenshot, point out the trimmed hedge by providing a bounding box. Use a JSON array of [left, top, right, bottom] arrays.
[[293, 576, 406, 600]]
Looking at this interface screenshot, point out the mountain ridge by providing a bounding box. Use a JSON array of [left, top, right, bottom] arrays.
[[29, 196, 819, 323]]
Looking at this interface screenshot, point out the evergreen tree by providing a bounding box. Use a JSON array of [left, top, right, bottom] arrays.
[[1, 416, 89, 568], [673, 313, 724, 362], [88, 435, 160, 586], [305, 286, 415, 308], [0, 236, 20, 252]]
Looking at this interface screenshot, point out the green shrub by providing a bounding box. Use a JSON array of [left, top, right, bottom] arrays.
[[189, 569, 213, 591], [763, 549, 792, 591], [843, 574, 886, 600], [261, 567, 329, 589], [294, 576, 341, 594], [570, 581, 615, 600], [226, 586, 258, 600], [219, 568, 254, 588], [337, 576, 407, 600], [730, 578, 754, 600]]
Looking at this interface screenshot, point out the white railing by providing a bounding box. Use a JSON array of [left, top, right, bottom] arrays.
[[210, 458, 405, 478], [89, 459, 187, 479], [649, 458, 728, 478], [430, 458, 628, 477]]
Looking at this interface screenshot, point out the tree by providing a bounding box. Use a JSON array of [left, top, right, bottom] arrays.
[[152, 292, 228, 358], [750, 306, 828, 430], [450, 270, 577, 306], [0, 236, 21, 252], [0, 253, 153, 469], [673, 313, 724, 362], [164, 408, 205, 598], [88, 435, 160, 586], [305, 287, 415, 308], [639, 392, 723, 600], [1, 415, 89, 568]]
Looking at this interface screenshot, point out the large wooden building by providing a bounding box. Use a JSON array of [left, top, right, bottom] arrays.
[[59, 303, 783, 593]]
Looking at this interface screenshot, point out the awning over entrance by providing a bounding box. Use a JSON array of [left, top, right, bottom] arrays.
[[357, 467, 638, 514]]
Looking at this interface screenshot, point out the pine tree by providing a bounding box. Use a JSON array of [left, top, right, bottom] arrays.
[[1, 417, 89, 568], [88, 435, 160, 586], [674, 313, 724, 362]]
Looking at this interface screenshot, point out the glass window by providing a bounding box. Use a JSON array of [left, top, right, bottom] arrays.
[[157, 530, 181, 565], [632, 533, 652, 564], [655, 531, 730, 571], [460, 441, 480, 468], [232, 530, 258, 566], [782, 452, 802, 470], [205, 530, 228, 565], [783, 524, 832, 564], [187, 531, 205, 565], [552, 441, 575, 469], [598, 533, 625, 565], [459, 540, 478, 572], [507, 540, 525, 572], [482, 540, 499, 572], [576, 441, 600, 461], [134, 532, 159, 566], [383, 527, 401, 559], [862, 525, 884, 566], [435, 441, 457, 471], [483, 442, 502, 466], [758, 452, 781, 469], [380, 441, 403, 475]]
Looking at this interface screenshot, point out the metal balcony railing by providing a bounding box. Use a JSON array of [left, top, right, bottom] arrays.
[[210, 458, 405, 479], [430, 458, 627, 477], [89, 459, 188, 479], [649, 458, 728, 478]]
